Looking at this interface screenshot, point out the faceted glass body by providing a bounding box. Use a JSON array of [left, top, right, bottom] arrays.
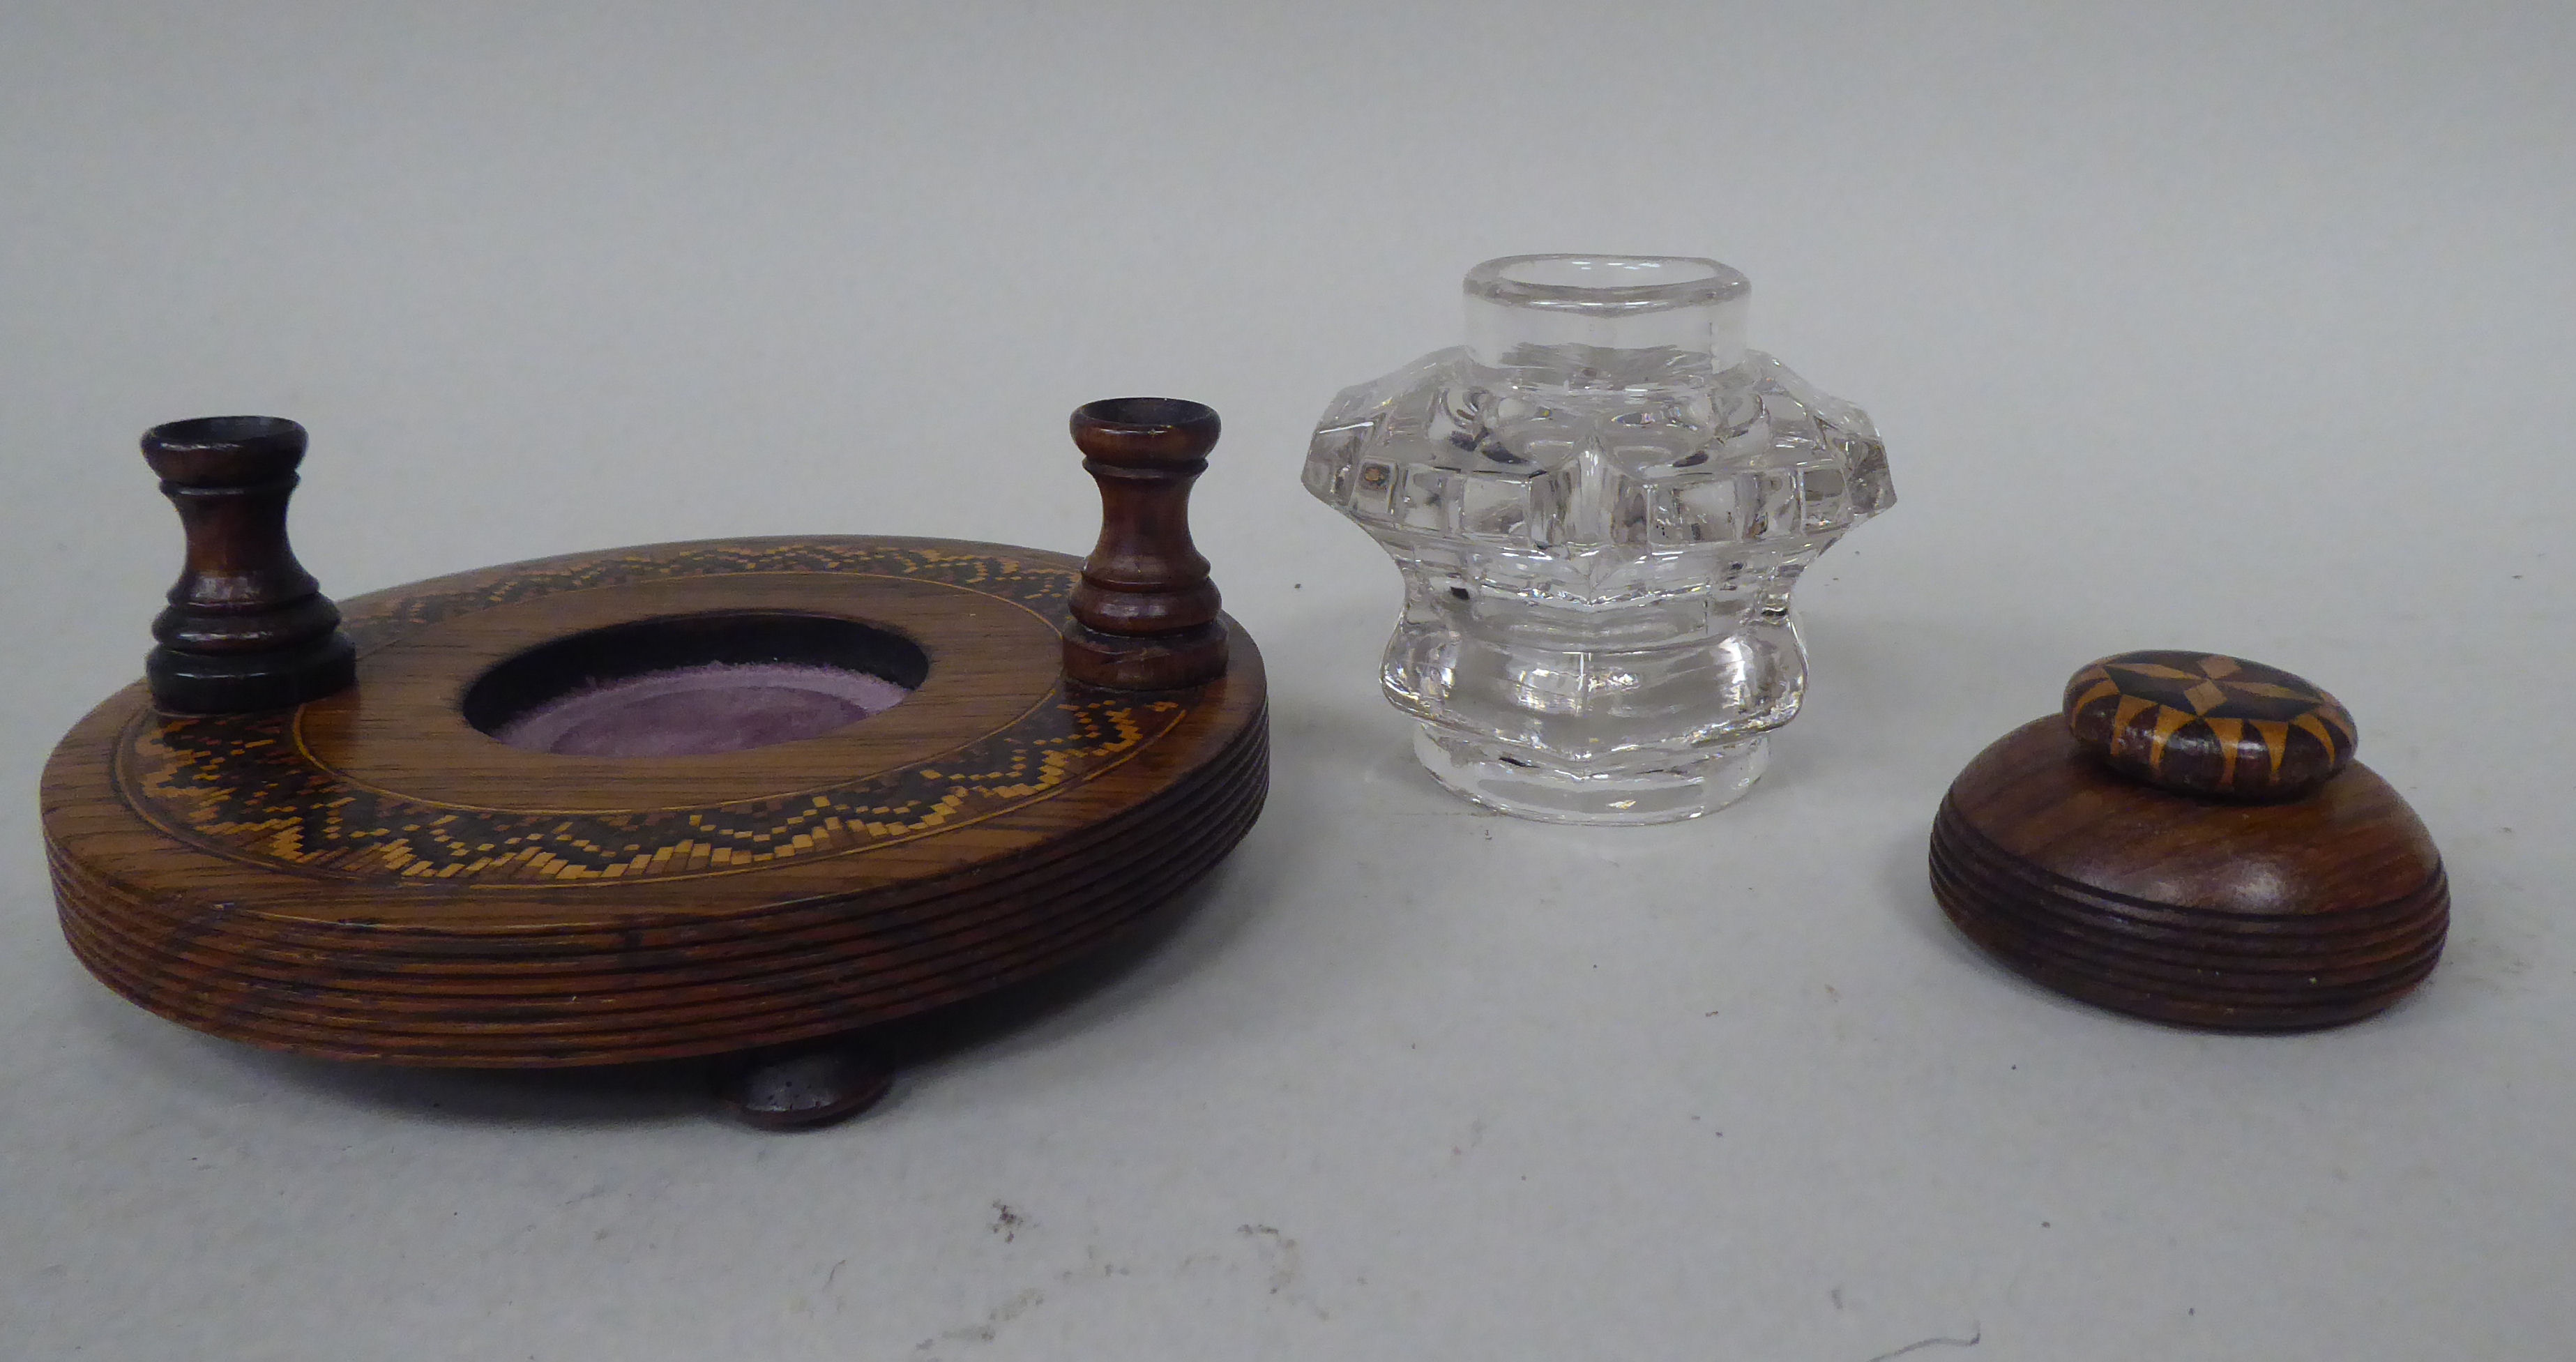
[[1304, 255, 1893, 823]]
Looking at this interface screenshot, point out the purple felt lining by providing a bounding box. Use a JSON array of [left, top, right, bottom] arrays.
[[492, 662, 912, 757]]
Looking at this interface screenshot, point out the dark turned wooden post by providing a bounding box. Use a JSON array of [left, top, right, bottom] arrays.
[[140, 416, 356, 713], [1061, 398, 1229, 690]]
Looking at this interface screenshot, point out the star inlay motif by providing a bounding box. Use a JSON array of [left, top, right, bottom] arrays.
[[2061, 650, 2356, 800]]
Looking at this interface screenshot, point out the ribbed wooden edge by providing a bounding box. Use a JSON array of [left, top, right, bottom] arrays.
[[52, 711, 1265, 1066], [1931, 796, 2447, 1031]]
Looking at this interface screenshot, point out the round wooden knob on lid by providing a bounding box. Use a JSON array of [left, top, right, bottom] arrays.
[[2062, 650, 2356, 801], [1930, 651, 2447, 1031]]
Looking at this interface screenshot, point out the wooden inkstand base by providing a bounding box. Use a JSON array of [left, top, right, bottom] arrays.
[[41, 400, 1266, 1130]]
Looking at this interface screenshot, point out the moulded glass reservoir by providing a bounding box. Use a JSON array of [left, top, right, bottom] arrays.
[[1304, 255, 1893, 824]]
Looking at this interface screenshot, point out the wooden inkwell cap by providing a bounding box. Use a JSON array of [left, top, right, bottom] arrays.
[[1930, 650, 2447, 1031]]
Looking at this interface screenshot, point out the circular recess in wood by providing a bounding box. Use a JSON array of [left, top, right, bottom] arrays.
[[465, 609, 926, 757], [1931, 715, 2445, 1031], [43, 536, 1268, 1067]]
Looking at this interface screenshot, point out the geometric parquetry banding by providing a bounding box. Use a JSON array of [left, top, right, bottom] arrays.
[[113, 540, 1186, 885], [2062, 649, 2356, 800]]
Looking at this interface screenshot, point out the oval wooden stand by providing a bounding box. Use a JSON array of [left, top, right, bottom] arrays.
[[43, 534, 1268, 1078]]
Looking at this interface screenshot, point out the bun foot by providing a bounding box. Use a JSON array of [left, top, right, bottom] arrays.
[[711, 1041, 894, 1130]]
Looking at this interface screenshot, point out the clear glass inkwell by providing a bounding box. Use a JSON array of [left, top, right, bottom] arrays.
[[1304, 255, 1894, 824]]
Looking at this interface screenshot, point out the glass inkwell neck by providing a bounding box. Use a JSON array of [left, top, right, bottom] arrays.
[[1462, 254, 1751, 393]]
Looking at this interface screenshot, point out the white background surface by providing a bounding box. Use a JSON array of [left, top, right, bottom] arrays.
[[4, 3, 2572, 1358]]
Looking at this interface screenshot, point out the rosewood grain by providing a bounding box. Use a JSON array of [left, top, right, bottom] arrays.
[[1931, 713, 2446, 1031]]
